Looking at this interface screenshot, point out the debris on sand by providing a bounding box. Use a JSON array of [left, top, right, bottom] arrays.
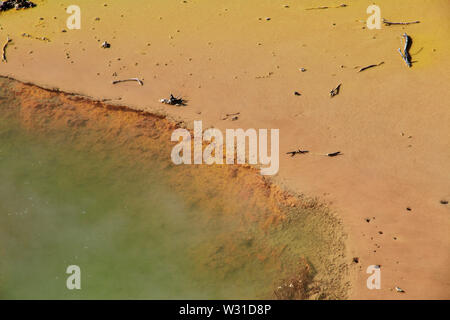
[[112, 78, 144, 86], [440, 200, 448, 205], [305, 4, 347, 10], [326, 151, 341, 157], [330, 83, 341, 97], [222, 112, 240, 121], [286, 149, 309, 157], [1, 36, 11, 62], [395, 286, 406, 293], [160, 94, 187, 106], [101, 41, 111, 48], [255, 71, 274, 79], [358, 61, 384, 72], [383, 19, 420, 26], [287, 149, 341, 157], [294, 91, 301, 96], [0, 0, 36, 11], [398, 33, 413, 67], [22, 33, 50, 42]]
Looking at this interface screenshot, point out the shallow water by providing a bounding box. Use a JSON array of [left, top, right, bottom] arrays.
[[0, 112, 209, 299], [0, 78, 347, 299]]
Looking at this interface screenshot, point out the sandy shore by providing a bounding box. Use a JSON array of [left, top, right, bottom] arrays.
[[0, 0, 449, 299]]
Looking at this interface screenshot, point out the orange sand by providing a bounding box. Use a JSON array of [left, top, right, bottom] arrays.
[[0, 0, 449, 299]]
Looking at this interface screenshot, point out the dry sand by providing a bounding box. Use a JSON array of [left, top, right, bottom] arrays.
[[0, 0, 449, 299]]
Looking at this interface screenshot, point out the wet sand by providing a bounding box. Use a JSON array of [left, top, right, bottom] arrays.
[[0, 0, 449, 299], [0, 76, 348, 299]]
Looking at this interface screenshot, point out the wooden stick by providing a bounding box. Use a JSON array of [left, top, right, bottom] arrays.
[[330, 83, 341, 97], [358, 61, 384, 72], [1, 36, 11, 63], [398, 33, 412, 67], [112, 78, 144, 86], [306, 4, 347, 10], [305, 6, 328, 10], [326, 151, 341, 157], [383, 19, 420, 26], [286, 149, 309, 157], [222, 112, 240, 120]]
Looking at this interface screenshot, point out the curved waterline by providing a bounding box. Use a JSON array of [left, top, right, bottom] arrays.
[[0, 76, 349, 299]]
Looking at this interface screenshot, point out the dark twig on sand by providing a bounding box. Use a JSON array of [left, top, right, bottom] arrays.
[[1, 36, 11, 63], [398, 33, 412, 67], [160, 94, 187, 106], [358, 61, 384, 72], [383, 19, 420, 26], [286, 149, 309, 157], [306, 4, 347, 10], [222, 112, 240, 121], [112, 78, 144, 86], [330, 83, 341, 97], [326, 151, 341, 157]]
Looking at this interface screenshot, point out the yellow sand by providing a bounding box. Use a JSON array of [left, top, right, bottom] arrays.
[[0, 0, 449, 299]]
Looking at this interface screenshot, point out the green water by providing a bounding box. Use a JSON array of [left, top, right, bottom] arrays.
[[0, 117, 212, 299], [0, 79, 347, 299], [0, 86, 278, 299]]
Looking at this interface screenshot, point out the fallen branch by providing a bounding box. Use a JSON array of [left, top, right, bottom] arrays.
[[398, 33, 412, 67], [1, 36, 11, 63], [326, 151, 341, 157], [160, 94, 187, 106], [358, 61, 384, 72], [222, 112, 240, 121], [286, 149, 309, 157], [383, 19, 420, 26], [112, 78, 144, 86], [330, 83, 341, 97], [306, 4, 347, 10]]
